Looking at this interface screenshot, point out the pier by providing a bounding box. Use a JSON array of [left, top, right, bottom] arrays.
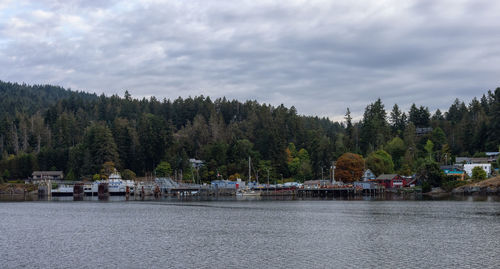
[[32, 179, 386, 199]]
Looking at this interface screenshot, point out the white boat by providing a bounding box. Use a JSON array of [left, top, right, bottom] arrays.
[[83, 172, 135, 196], [83, 184, 95, 195], [236, 189, 261, 196], [51, 184, 74, 196], [236, 156, 262, 197], [243, 190, 261, 196], [107, 172, 135, 195]]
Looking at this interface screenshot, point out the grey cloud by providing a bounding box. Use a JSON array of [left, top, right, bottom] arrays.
[[0, 0, 499, 122]]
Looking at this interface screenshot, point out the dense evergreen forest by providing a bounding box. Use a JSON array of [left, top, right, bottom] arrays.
[[0, 80, 499, 184]]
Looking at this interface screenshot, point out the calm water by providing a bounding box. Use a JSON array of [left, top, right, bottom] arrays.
[[1, 197, 500, 268]]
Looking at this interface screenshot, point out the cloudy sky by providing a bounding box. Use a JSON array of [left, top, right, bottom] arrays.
[[0, 0, 499, 121]]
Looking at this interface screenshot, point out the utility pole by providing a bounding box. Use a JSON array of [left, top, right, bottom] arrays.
[[191, 168, 195, 184], [267, 169, 270, 195], [331, 161, 336, 184]]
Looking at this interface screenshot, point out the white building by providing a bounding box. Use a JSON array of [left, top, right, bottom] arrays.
[[463, 164, 491, 177], [362, 169, 376, 181]]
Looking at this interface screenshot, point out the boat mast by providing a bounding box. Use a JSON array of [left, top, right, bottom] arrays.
[[248, 156, 251, 185]]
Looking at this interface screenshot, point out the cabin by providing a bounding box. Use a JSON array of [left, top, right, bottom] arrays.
[[31, 171, 64, 181], [362, 169, 376, 181], [486, 152, 500, 163], [189, 158, 204, 169], [371, 174, 406, 188], [416, 127, 433, 136]]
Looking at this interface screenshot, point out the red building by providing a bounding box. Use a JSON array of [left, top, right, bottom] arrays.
[[371, 174, 406, 188]]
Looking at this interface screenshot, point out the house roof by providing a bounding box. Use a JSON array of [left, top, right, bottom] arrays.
[[363, 169, 374, 175], [440, 165, 462, 170], [32, 171, 64, 176], [456, 157, 489, 164], [375, 174, 399, 180]]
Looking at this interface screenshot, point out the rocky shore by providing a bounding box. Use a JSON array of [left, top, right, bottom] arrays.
[[0, 183, 38, 195], [451, 177, 500, 195]]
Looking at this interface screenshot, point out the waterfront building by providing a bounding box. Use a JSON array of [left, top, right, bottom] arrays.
[[463, 164, 491, 177], [362, 169, 376, 181], [371, 174, 405, 188], [354, 181, 377, 189]]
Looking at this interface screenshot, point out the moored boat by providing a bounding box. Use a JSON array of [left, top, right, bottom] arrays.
[[236, 189, 261, 196], [51, 184, 74, 196], [84, 171, 135, 196]]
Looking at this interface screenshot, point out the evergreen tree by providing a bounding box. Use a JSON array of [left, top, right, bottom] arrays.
[[360, 99, 389, 154], [83, 123, 119, 174], [390, 104, 406, 135], [487, 88, 500, 148], [344, 108, 354, 151]]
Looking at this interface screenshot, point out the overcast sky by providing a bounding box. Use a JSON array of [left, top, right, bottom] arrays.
[[0, 0, 499, 121]]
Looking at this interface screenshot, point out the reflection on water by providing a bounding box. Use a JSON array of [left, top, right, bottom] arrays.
[[3, 193, 500, 202], [1, 195, 500, 268]]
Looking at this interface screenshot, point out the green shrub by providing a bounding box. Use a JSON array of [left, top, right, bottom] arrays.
[[441, 180, 467, 192], [471, 166, 487, 180], [422, 181, 432, 193]]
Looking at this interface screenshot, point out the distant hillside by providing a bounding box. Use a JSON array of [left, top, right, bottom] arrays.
[[0, 80, 498, 187], [0, 80, 97, 115]]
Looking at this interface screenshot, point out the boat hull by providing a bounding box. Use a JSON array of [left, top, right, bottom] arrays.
[[51, 192, 73, 197]]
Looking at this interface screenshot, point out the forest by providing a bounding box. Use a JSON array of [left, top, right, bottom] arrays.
[[0, 80, 499, 186]]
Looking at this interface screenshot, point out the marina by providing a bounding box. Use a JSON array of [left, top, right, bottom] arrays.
[[35, 180, 388, 199]]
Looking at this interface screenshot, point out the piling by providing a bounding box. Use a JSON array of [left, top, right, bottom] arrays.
[[98, 182, 109, 200], [73, 183, 84, 200]]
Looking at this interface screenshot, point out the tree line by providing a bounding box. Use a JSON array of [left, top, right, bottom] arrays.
[[0, 80, 498, 184]]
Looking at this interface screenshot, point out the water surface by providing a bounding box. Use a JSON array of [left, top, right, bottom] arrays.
[[1, 198, 499, 268]]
